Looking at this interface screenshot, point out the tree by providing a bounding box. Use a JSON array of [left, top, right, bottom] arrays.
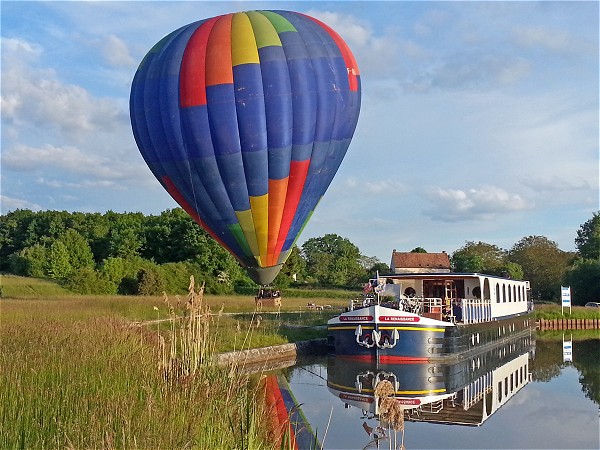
[[452, 254, 484, 273], [106, 212, 145, 259], [135, 267, 166, 295], [47, 240, 72, 279], [410, 247, 427, 253], [500, 261, 524, 280], [274, 246, 306, 287], [367, 262, 391, 279], [563, 259, 600, 306], [509, 236, 574, 301], [451, 241, 505, 273], [8, 244, 48, 277], [575, 211, 600, 260], [63, 267, 117, 295], [59, 229, 95, 272], [302, 234, 365, 286]]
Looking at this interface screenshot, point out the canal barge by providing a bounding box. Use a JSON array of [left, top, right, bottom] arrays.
[[327, 272, 533, 362]]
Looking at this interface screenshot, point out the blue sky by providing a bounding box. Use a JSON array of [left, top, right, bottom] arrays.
[[1, 1, 598, 263]]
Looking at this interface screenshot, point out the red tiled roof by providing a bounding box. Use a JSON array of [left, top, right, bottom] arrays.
[[391, 252, 450, 269]]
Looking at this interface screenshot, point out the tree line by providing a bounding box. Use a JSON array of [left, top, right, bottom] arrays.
[[1, 209, 598, 303]]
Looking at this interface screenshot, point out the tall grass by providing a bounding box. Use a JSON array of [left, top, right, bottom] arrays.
[[0, 278, 276, 449], [533, 304, 600, 320]]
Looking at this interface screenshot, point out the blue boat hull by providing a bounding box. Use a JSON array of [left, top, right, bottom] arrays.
[[327, 310, 533, 362]]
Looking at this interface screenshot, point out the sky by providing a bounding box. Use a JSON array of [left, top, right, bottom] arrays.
[[1, 1, 598, 264]]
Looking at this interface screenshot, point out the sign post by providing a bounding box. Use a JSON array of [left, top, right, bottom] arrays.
[[561, 286, 572, 315]]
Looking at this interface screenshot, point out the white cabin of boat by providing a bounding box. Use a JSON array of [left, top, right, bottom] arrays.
[[362, 273, 531, 324]]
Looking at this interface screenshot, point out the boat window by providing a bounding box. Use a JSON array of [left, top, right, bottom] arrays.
[[496, 284, 501, 303], [498, 381, 503, 402], [472, 286, 481, 299], [520, 286, 523, 302]]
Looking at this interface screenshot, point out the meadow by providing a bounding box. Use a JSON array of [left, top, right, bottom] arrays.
[[0, 275, 349, 449]]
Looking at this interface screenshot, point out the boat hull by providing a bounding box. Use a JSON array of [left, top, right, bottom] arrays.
[[327, 305, 533, 362]]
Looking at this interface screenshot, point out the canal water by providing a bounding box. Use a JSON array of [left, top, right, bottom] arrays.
[[284, 336, 599, 449]]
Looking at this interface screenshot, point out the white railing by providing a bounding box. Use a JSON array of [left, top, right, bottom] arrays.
[[462, 298, 492, 324]]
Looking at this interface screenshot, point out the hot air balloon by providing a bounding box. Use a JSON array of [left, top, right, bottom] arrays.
[[130, 10, 361, 285]]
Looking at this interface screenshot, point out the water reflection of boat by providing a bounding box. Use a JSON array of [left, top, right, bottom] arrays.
[[327, 331, 535, 439], [327, 273, 533, 361]]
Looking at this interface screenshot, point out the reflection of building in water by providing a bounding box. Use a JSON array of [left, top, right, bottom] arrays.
[[327, 331, 534, 446]]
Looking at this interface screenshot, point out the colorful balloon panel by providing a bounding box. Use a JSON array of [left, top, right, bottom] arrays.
[[130, 10, 361, 285]]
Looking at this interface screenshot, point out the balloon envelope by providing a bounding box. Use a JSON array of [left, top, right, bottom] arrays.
[[130, 10, 361, 285]]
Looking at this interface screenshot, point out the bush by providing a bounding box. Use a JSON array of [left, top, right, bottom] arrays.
[[62, 267, 117, 295], [564, 259, 600, 305], [160, 262, 199, 294], [9, 245, 48, 278], [135, 267, 166, 295]]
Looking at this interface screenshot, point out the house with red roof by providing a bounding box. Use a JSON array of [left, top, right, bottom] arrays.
[[390, 250, 451, 274]]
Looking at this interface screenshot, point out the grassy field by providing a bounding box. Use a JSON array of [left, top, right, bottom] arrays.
[[0, 275, 350, 449], [533, 303, 600, 320]]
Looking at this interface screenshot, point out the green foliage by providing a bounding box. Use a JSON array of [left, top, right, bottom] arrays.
[[3, 208, 595, 299], [367, 262, 391, 278], [8, 244, 48, 277], [509, 236, 575, 301], [452, 254, 485, 273], [59, 229, 95, 271], [575, 211, 600, 260], [410, 247, 427, 253], [502, 261, 525, 280], [62, 267, 117, 295], [563, 259, 600, 305], [135, 267, 166, 295], [274, 246, 306, 287], [106, 212, 145, 259], [451, 241, 505, 272], [302, 234, 364, 287], [47, 240, 72, 279]]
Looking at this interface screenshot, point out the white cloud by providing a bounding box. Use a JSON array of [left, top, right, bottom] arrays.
[[35, 178, 122, 190], [0, 37, 41, 58], [0, 195, 41, 214], [2, 144, 133, 181], [512, 25, 596, 57], [424, 186, 532, 222], [1, 37, 127, 141], [342, 177, 408, 196], [306, 9, 400, 78], [103, 34, 135, 67]]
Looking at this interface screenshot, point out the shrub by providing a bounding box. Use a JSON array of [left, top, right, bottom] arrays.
[[9, 245, 48, 278], [135, 267, 166, 295], [62, 267, 117, 295]]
